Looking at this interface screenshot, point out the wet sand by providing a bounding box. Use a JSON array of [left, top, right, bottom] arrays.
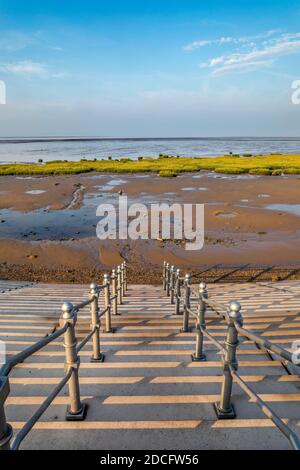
[[0, 172, 300, 282]]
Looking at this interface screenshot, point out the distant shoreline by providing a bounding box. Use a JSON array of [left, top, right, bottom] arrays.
[[1, 136, 300, 145]]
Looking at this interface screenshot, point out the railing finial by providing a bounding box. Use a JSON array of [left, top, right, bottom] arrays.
[[199, 281, 207, 293], [90, 282, 97, 292], [61, 302, 74, 319], [229, 301, 241, 317]]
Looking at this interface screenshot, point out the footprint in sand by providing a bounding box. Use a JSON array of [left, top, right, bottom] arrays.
[[26, 254, 38, 260]]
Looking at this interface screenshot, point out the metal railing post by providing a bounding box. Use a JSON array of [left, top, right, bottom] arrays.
[[214, 301, 243, 419], [192, 282, 207, 362], [166, 263, 170, 297], [175, 269, 182, 315], [111, 269, 119, 315], [0, 377, 13, 450], [60, 302, 86, 421], [170, 266, 175, 304], [123, 261, 128, 292], [89, 283, 104, 362], [121, 263, 126, 297], [104, 274, 113, 333], [117, 266, 123, 305], [163, 261, 167, 291], [181, 273, 191, 332]]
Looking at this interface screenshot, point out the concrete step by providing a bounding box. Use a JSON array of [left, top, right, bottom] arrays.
[[0, 280, 299, 450]]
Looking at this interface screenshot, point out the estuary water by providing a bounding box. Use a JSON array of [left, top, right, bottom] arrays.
[[0, 136, 300, 163]]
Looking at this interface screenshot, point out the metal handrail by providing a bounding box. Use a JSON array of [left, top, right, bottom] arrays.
[[162, 261, 300, 450], [202, 295, 296, 363], [234, 322, 293, 362], [11, 367, 73, 450], [186, 306, 198, 319], [76, 327, 97, 353], [0, 261, 128, 451], [229, 366, 300, 450], [0, 324, 69, 377], [74, 298, 94, 311], [202, 294, 300, 449]]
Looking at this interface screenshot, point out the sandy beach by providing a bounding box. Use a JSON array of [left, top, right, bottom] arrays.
[[0, 171, 299, 283]]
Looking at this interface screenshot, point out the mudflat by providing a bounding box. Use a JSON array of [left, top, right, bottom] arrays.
[[0, 172, 299, 283]]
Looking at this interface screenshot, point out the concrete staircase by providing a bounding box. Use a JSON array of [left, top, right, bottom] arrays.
[[0, 280, 35, 294], [0, 281, 300, 450]]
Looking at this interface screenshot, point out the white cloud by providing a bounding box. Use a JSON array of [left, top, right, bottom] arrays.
[[48, 46, 63, 51], [187, 28, 300, 76], [202, 39, 300, 75], [184, 40, 212, 51], [0, 60, 66, 79], [263, 32, 300, 45], [0, 61, 48, 77], [210, 60, 273, 76], [184, 37, 235, 51], [183, 29, 282, 51], [0, 31, 32, 51], [0, 30, 63, 53]]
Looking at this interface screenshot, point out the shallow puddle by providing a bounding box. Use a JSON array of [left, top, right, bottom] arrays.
[[0, 189, 178, 241], [97, 178, 128, 191], [107, 178, 128, 186], [214, 211, 237, 219], [25, 190, 46, 195], [96, 185, 114, 191], [16, 177, 38, 180], [266, 204, 300, 217]]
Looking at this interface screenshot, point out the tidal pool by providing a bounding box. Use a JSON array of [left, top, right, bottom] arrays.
[[0, 189, 177, 241], [25, 190, 46, 195], [214, 210, 237, 219], [266, 204, 300, 217]]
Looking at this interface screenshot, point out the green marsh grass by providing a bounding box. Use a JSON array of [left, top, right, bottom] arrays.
[[0, 154, 299, 177]]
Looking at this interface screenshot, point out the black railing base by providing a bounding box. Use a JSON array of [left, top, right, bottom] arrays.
[[180, 327, 190, 333], [214, 402, 236, 420], [191, 353, 206, 362], [66, 403, 88, 422], [104, 327, 115, 334], [90, 354, 105, 363]]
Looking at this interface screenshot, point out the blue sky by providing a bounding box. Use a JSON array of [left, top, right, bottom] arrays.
[[0, 0, 300, 136]]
